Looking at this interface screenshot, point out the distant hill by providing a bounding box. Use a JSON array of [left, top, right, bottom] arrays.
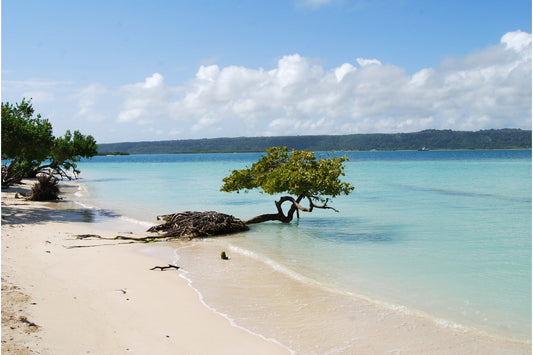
[[97, 129, 532, 154]]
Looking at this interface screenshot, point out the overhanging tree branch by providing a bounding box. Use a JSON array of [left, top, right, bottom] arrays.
[[1, 100, 97, 186]]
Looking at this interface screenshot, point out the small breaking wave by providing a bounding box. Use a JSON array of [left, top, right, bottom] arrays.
[[174, 246, 295, 354], [226, 244, 515, 344], [228, 245, 322, 287]]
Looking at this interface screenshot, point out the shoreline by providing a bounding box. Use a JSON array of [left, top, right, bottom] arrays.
[[2, 180, 530, 354], [158, 239, 531, 354], [1, 180, 290, 354]]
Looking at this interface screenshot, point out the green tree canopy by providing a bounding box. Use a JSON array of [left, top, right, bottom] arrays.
[[2, 99, 54, 163], [221, 146, 354, 224], [2, 99, 97, 186]]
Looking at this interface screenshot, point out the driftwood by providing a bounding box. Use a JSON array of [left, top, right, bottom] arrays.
[[150, 264, 181, 271], [74, 234, 167, 243], [147, 211, 249, 239], [70, 211, 248, 247]]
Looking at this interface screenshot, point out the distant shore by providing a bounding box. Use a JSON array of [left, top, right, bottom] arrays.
[[96, 129, 532, 155], [1, 180, 530, 354]]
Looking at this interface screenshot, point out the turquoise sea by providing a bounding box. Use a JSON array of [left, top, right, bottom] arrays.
[[73, 150, 531, 348]]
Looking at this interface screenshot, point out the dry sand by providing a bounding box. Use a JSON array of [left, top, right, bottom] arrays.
[[1, 181, 289, 354]]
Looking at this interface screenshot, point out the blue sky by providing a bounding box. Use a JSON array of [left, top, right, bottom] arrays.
[[2, 0, 531, 143]]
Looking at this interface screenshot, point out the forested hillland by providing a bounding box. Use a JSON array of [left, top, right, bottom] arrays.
[[97, 129, 531, 154]]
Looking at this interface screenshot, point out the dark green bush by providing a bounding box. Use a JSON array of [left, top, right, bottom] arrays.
[[28, 174, 60, 201]]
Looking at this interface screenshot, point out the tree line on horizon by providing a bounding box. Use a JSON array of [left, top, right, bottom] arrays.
[[97, 129, 532, 155]]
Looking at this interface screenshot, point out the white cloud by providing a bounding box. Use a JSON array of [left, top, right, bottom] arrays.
[[501, 30, 531, 52], [74, 83, 107, 122], [298, 0, 334, 8], [3, 31, 530, 142], [144, 72, 164, 88], [356, 58, 382, 67], [335, 63, 357, 81], [2, 79, 72, 105], [162, 31, 530, 137], [117, 72, 176, 124]]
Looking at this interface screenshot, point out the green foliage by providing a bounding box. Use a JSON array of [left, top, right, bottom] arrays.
[[221, 147, 354, 201], [49, 130, 98, 176], [97, 129, 532, 154], [2, 99, 54, 162], [1, 99, 97, 186]]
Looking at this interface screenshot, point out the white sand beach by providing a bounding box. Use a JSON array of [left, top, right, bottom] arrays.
[[1, 181, 289, 354]]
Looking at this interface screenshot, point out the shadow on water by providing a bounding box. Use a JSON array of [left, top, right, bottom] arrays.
[[392, 183, 532, 203], [224, 199, 265, 206], [1, 201, 120, 225], [251, 217, 402, 244]]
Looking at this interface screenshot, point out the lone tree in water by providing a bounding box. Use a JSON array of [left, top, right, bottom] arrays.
[[221, 146, 354, 224]]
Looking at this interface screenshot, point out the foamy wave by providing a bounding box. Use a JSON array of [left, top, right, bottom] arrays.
[[344, 292, 473, 334], [228, 245, 321, 287], [72, 200, 93, 209], [118, 215, 154, 228], [74, 183, 88, 197], [433, 318, 468, 331], [171, 248, 181, 265], [176, 264, 295, 354], [228, 245, 478, 338]]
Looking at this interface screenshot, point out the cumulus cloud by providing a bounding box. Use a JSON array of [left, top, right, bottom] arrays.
[[117, 72, 176, 124], [13, 30, 528, 142], [160, 30, 530, 137], [501, 30, 531, 51]]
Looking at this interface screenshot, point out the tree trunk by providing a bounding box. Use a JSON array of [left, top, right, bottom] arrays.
[[244, 213, 291, 224], [244, 194, 305, 224], [1, 157, 23, 187], [244, 194, 338, 225]]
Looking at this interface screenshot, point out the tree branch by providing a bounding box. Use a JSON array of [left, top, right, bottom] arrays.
[[245, 194, 338, 224], [150, 264, 180, 271], [278, 195, 339, 213], [306, 196, 339, 213]]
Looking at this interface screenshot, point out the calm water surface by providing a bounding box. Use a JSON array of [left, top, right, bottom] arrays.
[[74, 150, 531, 345]]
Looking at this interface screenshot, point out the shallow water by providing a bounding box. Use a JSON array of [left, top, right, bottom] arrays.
[[74, 150, 532, 346]]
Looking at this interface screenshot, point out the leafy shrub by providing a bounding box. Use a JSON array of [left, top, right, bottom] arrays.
[[27, 174, 60, 201]]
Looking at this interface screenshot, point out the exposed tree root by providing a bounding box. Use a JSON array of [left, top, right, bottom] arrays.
[[64, 242, 135, 249], [70, 212, 248, 248], [74, 234, 170, 243], [147, 211, 249, 239]]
